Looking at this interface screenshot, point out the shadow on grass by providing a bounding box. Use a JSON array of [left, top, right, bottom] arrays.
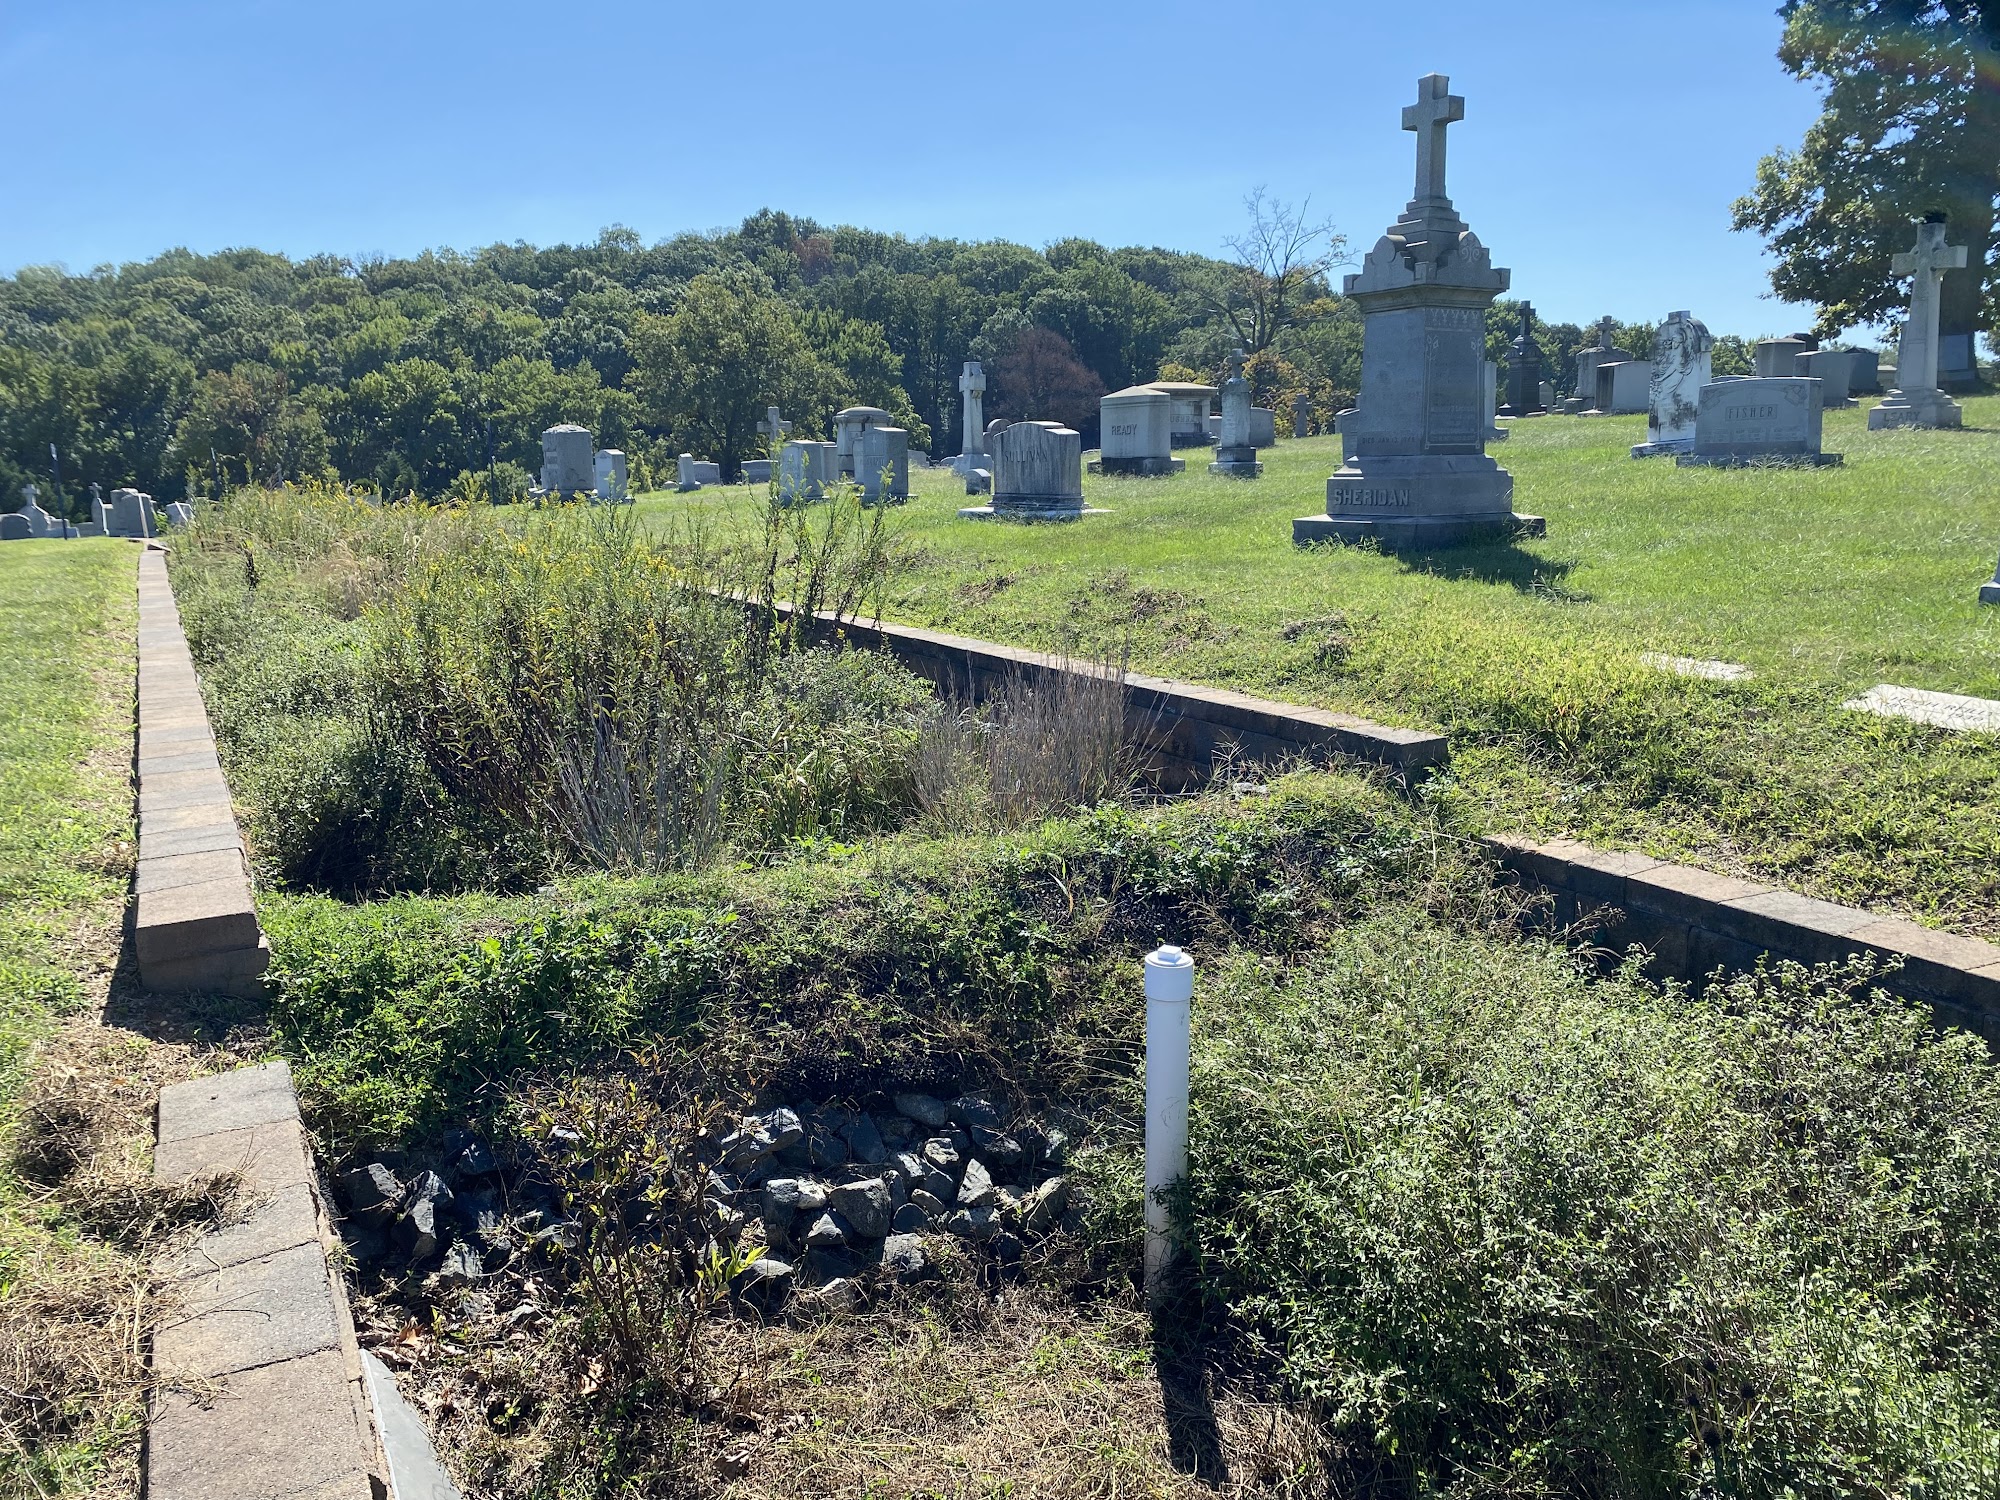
[[1150, 1287, 1231, 1484], [1394, 543, 1590, 600]]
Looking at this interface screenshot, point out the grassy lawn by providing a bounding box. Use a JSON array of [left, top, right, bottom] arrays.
[[0, 541, 136, 1091], [636, 397, 2000, 935]]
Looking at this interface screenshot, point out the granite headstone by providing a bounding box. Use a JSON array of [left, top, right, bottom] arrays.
[[1298, 75, 1539, 546], [1677, 378, 1843, 467]]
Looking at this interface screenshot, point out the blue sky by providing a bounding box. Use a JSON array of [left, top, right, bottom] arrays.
[[1, 0, 1829, 338]]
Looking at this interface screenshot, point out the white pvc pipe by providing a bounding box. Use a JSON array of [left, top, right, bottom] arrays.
[[1143, 943, 1194, 1300]]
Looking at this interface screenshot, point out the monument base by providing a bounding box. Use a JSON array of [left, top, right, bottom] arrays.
[[1980, 578, 2000, 607], [1208, 446, 1262, 477], [1293, 512, 1545, 549], [1674, 453, 1844, 468], [1560, 398, 1589, 415], [958, 503, 1110, 522], [1630, 439, 1694, 458], [1169, 434, 1216, 448], [1867, 390, 1964, 430], [1089, 456, 1185, 476]]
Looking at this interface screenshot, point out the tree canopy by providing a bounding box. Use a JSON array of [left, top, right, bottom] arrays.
[[1733, 0, 2000, 358]]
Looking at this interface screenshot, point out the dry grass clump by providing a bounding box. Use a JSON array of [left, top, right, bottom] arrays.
[[359, 1268, 1325, 1500], [0, 1031, 243, 1499], [726, 1293, 1329, 1500]]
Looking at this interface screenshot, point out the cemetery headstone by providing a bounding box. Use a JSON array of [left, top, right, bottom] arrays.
[[677, 454, 701, 492], [1297, 75, 1540, 547], [1209, 351, 1264, 476], [1538, 378, 1555, 409], [1590, 359, 1652, 415], [1563, 317, 1631, 413], [540, 424, 595, 496], [778, 441, 837, 505], [1293, 393, 1312, 438], [960, 421, 1102, 521], [855, 425, 909, 505], [1676, 377, 1843, 467], [165, 501, 195, 527], [1793, 348, 1857, 406], [1632, 310, 1713, 457], [1148, 382, 1218, 446], [956, 362, 987, 474], [593, 449, 629, 502], [1482, 359, 1509, 442], [1096, 386, 1183, 474], [757, 405, 793, 449], [1249, 407, 1276, 446], [1869, 217, 1968, 430], [107, 487, 157, 538], [1753, 337, 1813, 379], [1846, 348, 1882, 394], [89, 483, 106, 529], [834, 406, 891, 476], [14, 483, 61, 538], [0, 513, 27, 541], [1499, 302, 1546, 416], [741, 458, 774, 484]]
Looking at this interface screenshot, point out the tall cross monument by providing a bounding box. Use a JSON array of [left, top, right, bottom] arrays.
[[1870, 217, 1969, 430], [958, 360, 987, 463], [1300, 74, 1534, 548]]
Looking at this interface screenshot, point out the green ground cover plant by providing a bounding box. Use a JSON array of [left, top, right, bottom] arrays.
[[638, 397, 2000, 936], [260, 777, 2000, 1497]]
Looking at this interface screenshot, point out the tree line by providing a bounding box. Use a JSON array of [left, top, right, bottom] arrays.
[[2, 203, 1704, 508]]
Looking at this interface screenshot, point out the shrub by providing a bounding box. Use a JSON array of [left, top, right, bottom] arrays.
[[1181, 930, 2000, 1496]]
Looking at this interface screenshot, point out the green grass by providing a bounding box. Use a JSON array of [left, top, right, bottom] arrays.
[[634, 399, 2000, 935], [0, 540, 135, 1094], [0, 537, 145, 1497]]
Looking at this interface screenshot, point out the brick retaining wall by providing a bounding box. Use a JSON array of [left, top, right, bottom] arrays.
[[136, 548, 268, 996]]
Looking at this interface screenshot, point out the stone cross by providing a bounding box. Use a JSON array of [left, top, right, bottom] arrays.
[[1225, 348, 1247, 382], [1889, 219, 1968, 394], [959, 360, 987, 456], [1401, 74, 1464, 206], [757, 405, 792, 440], [21, 482, 37, 508], [1595, 316, 1617, 351], [1519, 303, 1535, 338]]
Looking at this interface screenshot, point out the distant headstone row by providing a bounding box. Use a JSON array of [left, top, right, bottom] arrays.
[[2, 481, 174, 542]]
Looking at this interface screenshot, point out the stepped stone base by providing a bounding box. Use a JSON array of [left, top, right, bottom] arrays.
[[1980, 579, 2000, 606], [1294, 512, 1545, 549], [1868, 389, 1963, 430]]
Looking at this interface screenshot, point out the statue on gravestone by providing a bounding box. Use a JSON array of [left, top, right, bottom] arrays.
[[1870, 217, 1968, 431], [21, 483, 38, 509], [1211, 350, 1261, 476], [1632, 311, 1713, 457]]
